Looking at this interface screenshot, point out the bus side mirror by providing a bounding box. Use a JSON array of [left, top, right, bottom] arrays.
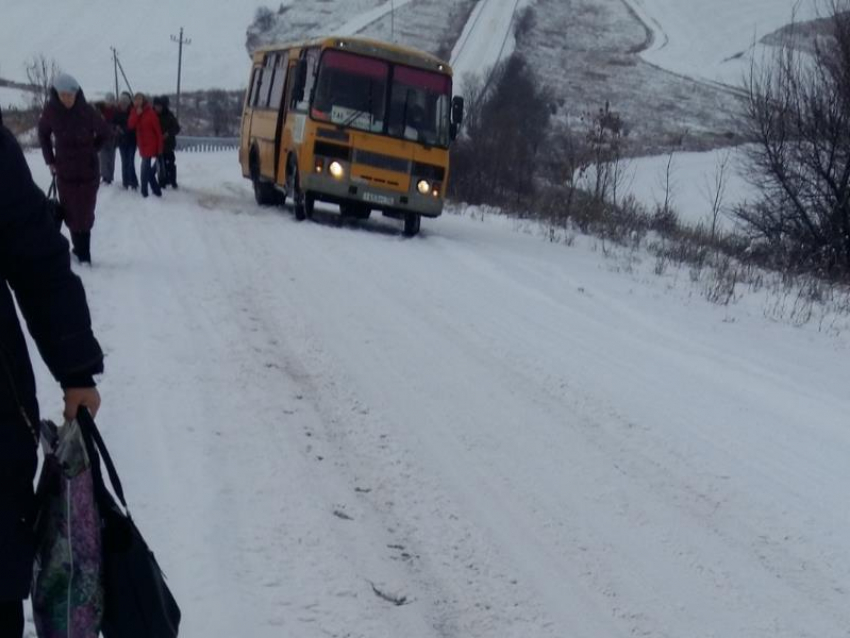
[[451, 96, 464, 125], [450, 123, 459, 141], [292, 59, 307, 104]]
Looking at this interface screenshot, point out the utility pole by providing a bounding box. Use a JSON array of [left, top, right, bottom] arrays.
[[111, 47, 119, 99], [391, 0, 395, 43], [112, 48, 133, 96], [170, 27, 192, 121]]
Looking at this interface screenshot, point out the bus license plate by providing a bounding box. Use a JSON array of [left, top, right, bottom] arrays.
[[362, 191, 394, 206]]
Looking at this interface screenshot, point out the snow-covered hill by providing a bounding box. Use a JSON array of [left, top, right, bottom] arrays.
[[21, 151, 850, 638]]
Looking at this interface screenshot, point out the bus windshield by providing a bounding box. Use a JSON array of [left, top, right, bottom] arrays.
[[312, 50, 452, 147]]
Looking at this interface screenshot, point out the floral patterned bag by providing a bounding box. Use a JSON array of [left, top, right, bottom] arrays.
[[32, 419, 103, 638]]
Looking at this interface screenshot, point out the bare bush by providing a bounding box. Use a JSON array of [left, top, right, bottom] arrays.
[[701, 149, 732, 240], [207, 89, 233, 136], [583, 102, 629, 206], [737, 0, 850, 280], [25, 54, 59, 112]]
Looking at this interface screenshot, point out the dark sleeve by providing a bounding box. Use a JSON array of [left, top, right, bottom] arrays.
[[37, 110, 55, 166], [91, 106, 113, 151], [152, 113, 164, 155], [169, 113, 181, 137], [0, 127, 104, 386]]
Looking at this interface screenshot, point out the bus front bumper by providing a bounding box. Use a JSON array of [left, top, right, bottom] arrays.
[[302, 173, 443, 218]]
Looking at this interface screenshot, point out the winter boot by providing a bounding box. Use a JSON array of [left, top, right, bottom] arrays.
[[71, 231, 92, 264]]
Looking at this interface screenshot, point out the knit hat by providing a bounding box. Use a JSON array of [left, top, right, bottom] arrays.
[[52, 73, 80, 94], [152, 96, 164, 107]]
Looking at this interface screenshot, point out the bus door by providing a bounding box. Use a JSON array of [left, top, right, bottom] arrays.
[[267, 51, 290, 179], [241, 65, 262, 167]]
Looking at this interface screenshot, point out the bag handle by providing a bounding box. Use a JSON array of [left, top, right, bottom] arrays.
[[77, 407, 130, 512], [47, 177, 57, 201]]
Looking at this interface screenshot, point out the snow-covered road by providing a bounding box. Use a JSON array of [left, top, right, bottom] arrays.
[[337, 0, 416, 36], [24, 152, 850, 637], [450, 0, 525, 97], [621, 0, 818, 88]]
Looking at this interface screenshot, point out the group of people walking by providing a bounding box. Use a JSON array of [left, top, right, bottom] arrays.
[[37, 73, 181, 263]]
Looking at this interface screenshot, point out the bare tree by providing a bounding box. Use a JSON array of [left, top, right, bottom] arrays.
[[207, 90, 235, 136], [449, 55, 552, 206], [585, 102, 627, 205], [738, 0, 850, 277], [701, 149, 732, 239], [25, 54, 59, 112], [546, 122, 590, 220], [659, 148, 676, 217]]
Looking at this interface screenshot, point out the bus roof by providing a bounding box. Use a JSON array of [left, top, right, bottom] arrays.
[[252, 36, 453, 76]]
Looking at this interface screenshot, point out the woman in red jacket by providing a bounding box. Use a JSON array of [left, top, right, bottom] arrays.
[[128, 93, 163, 198]]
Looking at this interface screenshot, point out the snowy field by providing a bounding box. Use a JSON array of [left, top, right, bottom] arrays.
[[0, 85, 32, 110], [18, 150, 850, 637], [621, 0, 819, 87], [618, 148, 753, 231]]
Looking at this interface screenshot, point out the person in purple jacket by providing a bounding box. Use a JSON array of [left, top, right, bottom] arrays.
[[38, 74, 112, 264]]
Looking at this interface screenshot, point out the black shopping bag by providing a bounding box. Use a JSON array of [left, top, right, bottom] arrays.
[[46, 177, 64, 229], [77, 409, 181, 638]]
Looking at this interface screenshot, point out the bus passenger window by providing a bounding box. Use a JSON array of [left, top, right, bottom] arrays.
[[249, 67, 263, 108], [268, 52, 289, 108], [294, 49, 320, 112], [258, 54, 276, 108]]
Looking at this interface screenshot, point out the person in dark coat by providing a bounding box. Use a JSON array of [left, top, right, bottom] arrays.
[[95, 93, 118, 185], [38, 74, 112, 263], [128, 92, 163, 198], [113, 91, 139, 190], [0, 115, 104, 638], [153, 95, 180, 189]]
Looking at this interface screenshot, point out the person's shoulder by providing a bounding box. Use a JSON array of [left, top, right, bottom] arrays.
[[0, 126, 33, 195], [0, 125, 20, 158]]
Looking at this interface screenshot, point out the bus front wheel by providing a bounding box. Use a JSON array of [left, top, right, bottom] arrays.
[[403, 213, 421, 237]]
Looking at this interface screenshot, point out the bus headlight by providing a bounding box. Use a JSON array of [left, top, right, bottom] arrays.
[[417, 179, 431, 195], [329, 161, 344, 179]]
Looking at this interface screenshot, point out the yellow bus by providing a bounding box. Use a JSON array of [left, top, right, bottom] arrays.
[[239, 36, 464, 236]]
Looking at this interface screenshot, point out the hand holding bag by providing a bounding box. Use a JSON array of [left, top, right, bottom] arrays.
[[32, 419, 104, 638], [46, 178, 65, 230], [77, 409, 181, 638]]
